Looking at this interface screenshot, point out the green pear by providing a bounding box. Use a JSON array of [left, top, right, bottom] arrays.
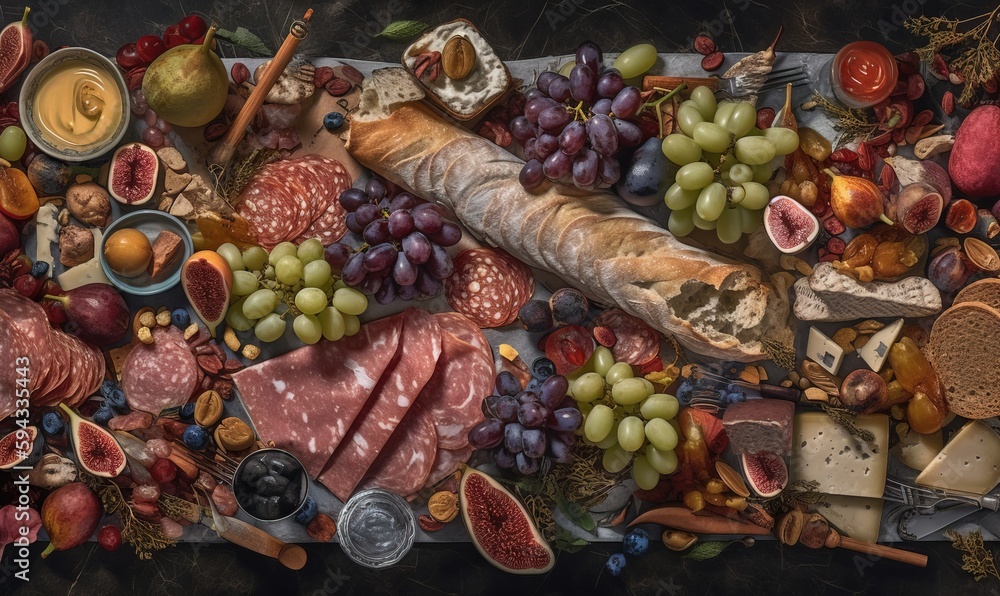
[[142, 25, 228, 128]]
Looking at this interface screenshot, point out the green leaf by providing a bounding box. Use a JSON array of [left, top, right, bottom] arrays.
[[374, 20, 428, 40], [215, 27, 273, 55], [683, 541, 731, 561], [555, 494, 596, 533], [553, 528, 589, 553]]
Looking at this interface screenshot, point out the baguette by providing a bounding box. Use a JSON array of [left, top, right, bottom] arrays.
[[345, 69, 790, 361]]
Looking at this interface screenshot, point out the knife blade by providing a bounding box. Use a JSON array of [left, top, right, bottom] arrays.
[[898, 504, 980, 540], [979, 511, 1000, 540]]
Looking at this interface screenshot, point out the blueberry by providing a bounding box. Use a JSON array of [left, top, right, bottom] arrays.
[[105, 388, 128, 412], [605, 553, 627, 577], [92, 405, 115, 426], [179, 402, 196, 422], [30, 261, 49, 278], [100, 379, 118, 398], [532, 357, 556, 380], [323, 111, 344, 131], [182, 425, 210, 450], [294, 496, 318, 525], [623, 528, 649, 557], [525, 378, 542, 392], [171, 308, 190, 328], [41, 412, 65, 435]]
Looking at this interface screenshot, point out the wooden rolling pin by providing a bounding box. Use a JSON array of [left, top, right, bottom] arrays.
[[642, 75, 718, 93], [208, 8, 313, 168], [832, 534, 928, 567]]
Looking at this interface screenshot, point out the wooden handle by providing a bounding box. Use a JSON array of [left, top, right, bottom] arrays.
[[209, 9, 313, 167], [642, 75, 718, 92], [837, 536, 928, 567], [757, 383, 803, 402], [216, 514, 307, 570]]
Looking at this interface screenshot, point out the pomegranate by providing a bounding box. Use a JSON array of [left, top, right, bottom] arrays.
[[0, 8, 32, 95]]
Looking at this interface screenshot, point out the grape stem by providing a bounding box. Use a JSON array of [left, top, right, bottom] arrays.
[[567, 100, 588, 122], [643, 84, 687, 139]]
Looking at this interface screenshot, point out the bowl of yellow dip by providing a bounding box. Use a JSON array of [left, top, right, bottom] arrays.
[[19, 48, 129, 162]]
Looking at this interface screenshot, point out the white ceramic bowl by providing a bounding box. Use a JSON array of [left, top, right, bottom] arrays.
[[19, 48, 130, 162]]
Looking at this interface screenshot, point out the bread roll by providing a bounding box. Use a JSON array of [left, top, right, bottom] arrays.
[[346, 69, 791, 361]]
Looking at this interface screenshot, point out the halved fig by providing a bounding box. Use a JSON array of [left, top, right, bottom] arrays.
[[895, 182, 943, 235], [108, 143, 159, 206], [763, 195, 820, 254], [0, 425, 39, 470], [59, 404, 126, 478], [741, 450, 788, 498], [181, 250, 232, 337]]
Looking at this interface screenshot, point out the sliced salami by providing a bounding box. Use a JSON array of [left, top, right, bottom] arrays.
[[434, 312, 493, 367], [233, 313, 404, 478], [235, 180, 300, 249], [0, 290, 53, 384], [418, 328, 491, 449], [590, 308, 661, 365], [424, 444, 475, 489], [445, 248, 534, 328], [121, 327, 200, 415], [318, 308, 443, 502], [0, 310, 19, 419], [294, 196, 347, 246], [357, 402, 437, 498]]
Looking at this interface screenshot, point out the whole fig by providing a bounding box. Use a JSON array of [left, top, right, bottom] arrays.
[[40, 482, 101, 558]]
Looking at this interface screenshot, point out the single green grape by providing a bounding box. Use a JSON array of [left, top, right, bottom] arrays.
[[692, 209, 718, 230], [664, 183, 699, 210], [296, 238, 325, 264], [242, 289, 279, 319], [734, 137, 776, 166], [216, 243, 245, 272], [752, 162, 773, 184], [605, 362, 634, 386], [640, 394, 679, 420], [226, 298, 255, 331], [275, 255, 304, 285], [612, 43, 657, 79], [661, 134, 702, 165], [763, 126, 800, 155], [713, 101, 736, 127], [646, 446, 679, 474], [644, 418, 679, 451], [232, 270, 259, 296], [667, 207, 696, 237], [690, 86, 717, 121], [333, 279, 348, 291], [611, 377, 651, 406], [572, 372, 606, 402], [254, 312, 286, 342], [343, 314, 361, 336], [716, 205, 744, 244], [294, 287, 328, 315], [631, 455, 660, 490], [675, 162, 714, 191], [696, 182, 727, 221], [0, 126, 27, 161], [303, 259, 333, 289], [596, 422, 621, 449], [293, 313, 323, 344], [729, 185, 747, 205], [617, 416, 646, 452], [318, 306, 346, 341], [332, 287, 368, 316], [584, 404, 615, 443], [602, 443, 633, 473], [558, 61, 575, 77], [740, 181, 770, 210], [268, 242, 297, 265], [692, 122, 731, 154], [729, 163, 754, 185], [725, 102, 757, 137], [676, 105, 704, 137], [592, 346, 615, 378], [241, 246, 268, 271], [741, 205, 763, 234]]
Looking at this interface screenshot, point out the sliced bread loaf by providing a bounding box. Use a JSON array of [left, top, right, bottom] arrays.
[[927, 301, 1000, 419], [954, 278, 1000, 310], [793, 263, 942, 322]]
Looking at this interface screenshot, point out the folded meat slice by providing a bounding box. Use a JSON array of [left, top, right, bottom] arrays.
[[233, 313, 404, 478], [318, 308, 443, 502], [357, 402, 437, 499]]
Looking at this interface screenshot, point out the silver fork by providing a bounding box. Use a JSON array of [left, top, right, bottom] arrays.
[[715, 64, 810, 100], [883, 477, 1000, 511]]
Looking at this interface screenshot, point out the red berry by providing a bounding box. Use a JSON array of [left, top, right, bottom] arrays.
[[115, 42, 144, 70], [135, 35, 167, 64], [41, 278, 62, 296], [12, 274, 42, 299], [163, 25, 188, 49], [41, 299, 67, 327], [150, 458, 177, 483], [178, 15, 208, 41], [98, 525, 121, 552]]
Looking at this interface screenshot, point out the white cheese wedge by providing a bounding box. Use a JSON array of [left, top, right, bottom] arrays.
[[891, 429, 943, 472], [57, 228, 110, 290], [915, 421, 1000, 495], [790, 412, 889, 498], [813, 495, 884, 544], [806, 327, 844, 375], [33, 202, 59, 272], [858, 319, 903, 372]]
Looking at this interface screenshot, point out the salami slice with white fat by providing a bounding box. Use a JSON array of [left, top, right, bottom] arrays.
[[445, 248, 534, 328], [590, 307, 661, 365], [418, 328, 491, 449], [121, 327, 200, 415], [424, 444, 475, 489], [434, 312, 493, 368], [0, 290, 53, 385], [357, 402, 437, 498]]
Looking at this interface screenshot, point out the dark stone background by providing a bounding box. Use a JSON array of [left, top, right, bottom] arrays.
[[4, 0, 1000, 594]]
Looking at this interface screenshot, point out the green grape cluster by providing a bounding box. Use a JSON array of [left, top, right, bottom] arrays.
[[214, 239, 369, 345], [661, 86, 799, 244], [566, 346, 681, 490]]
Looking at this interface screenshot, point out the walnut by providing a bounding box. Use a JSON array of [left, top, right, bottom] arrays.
[[66, 181, 111, 227], [58, 225, 94, 268], [27, 454, 78, 489]]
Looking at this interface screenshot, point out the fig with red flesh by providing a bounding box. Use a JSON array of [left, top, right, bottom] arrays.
[[44, 283, 129, 347], [884, 156, 951, 203], [893, 183, 943, 235], [763, 195, 820, 254], [108, 143, 159, 206], [741, 451, 787, 498], [827, 170, 892, 229], [40, 482, 102, 558], [59, 403, 126, 478], [945, 199, 977, 234], [0, 8, 32, 95], [460, 467, 554, 575], [181, 250, 232, 337], [0, 425, 39, 470]]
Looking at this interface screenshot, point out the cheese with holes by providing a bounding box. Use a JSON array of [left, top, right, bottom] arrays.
[[790, 412, 889, 498], [891, 429, 942, 472], [813, 495, 884, 544], [915, 421, 1000, 495]]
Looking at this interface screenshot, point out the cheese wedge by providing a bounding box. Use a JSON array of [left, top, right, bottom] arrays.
[[790, 412, 889, 498], [915, 421, 1000, 495], [813, 495, 884, 544]]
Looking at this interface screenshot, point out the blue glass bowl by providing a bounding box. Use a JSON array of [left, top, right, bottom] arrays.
[[99, 210, 193, 295]]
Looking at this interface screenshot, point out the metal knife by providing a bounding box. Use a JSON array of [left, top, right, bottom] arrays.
[[898, 504, 981, 541]]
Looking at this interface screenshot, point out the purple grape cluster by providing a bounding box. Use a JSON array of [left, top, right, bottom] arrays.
[[512, 41, 645, 191], [324, 178, 460, 303], [468, 364, 583, 476]]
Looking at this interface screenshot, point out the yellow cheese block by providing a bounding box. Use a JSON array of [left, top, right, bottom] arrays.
[[891, 429, 943, 472], [915, 421, 1000, 495], [813, 495, 884, 544], [790, 412, 889, 498]]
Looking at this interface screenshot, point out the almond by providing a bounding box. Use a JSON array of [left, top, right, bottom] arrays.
[[442, 35, 476, 80]]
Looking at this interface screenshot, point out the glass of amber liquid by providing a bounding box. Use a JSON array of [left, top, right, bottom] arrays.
[[830, 41, 898, 108]]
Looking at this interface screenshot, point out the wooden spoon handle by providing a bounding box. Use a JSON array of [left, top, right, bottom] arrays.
[[642, 75, 718, 92], [837, 536, 929, 567]]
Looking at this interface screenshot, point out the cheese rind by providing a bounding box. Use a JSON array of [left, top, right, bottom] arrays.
[[790, 412, 889, 498], [915, 421, 1000, 495]]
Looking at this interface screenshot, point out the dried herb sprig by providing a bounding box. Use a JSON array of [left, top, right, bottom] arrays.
[[820, 404, 877, 442], [806, 92, 878, 146], [210, 148, 279, 204], [905, 6, 1000, 103], [81, 473, 175, 560], [947, 529, 1000, 581], [761, 336, 797, 370], [755, 480, 825, 517]]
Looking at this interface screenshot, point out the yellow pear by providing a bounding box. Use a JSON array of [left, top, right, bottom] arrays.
[[142, 25, 228, 127]]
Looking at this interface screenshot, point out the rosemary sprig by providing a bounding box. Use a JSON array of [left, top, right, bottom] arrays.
[[807, 92, 878, 146], [755, 479, 825, 517], [210, 148, 280, 204], [81, 473, 176, 560], [820, 404, 877, 442], [947, 529, 1000, 581]]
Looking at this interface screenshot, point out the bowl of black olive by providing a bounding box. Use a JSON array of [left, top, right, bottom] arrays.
[[232, 448, 308, 522]]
